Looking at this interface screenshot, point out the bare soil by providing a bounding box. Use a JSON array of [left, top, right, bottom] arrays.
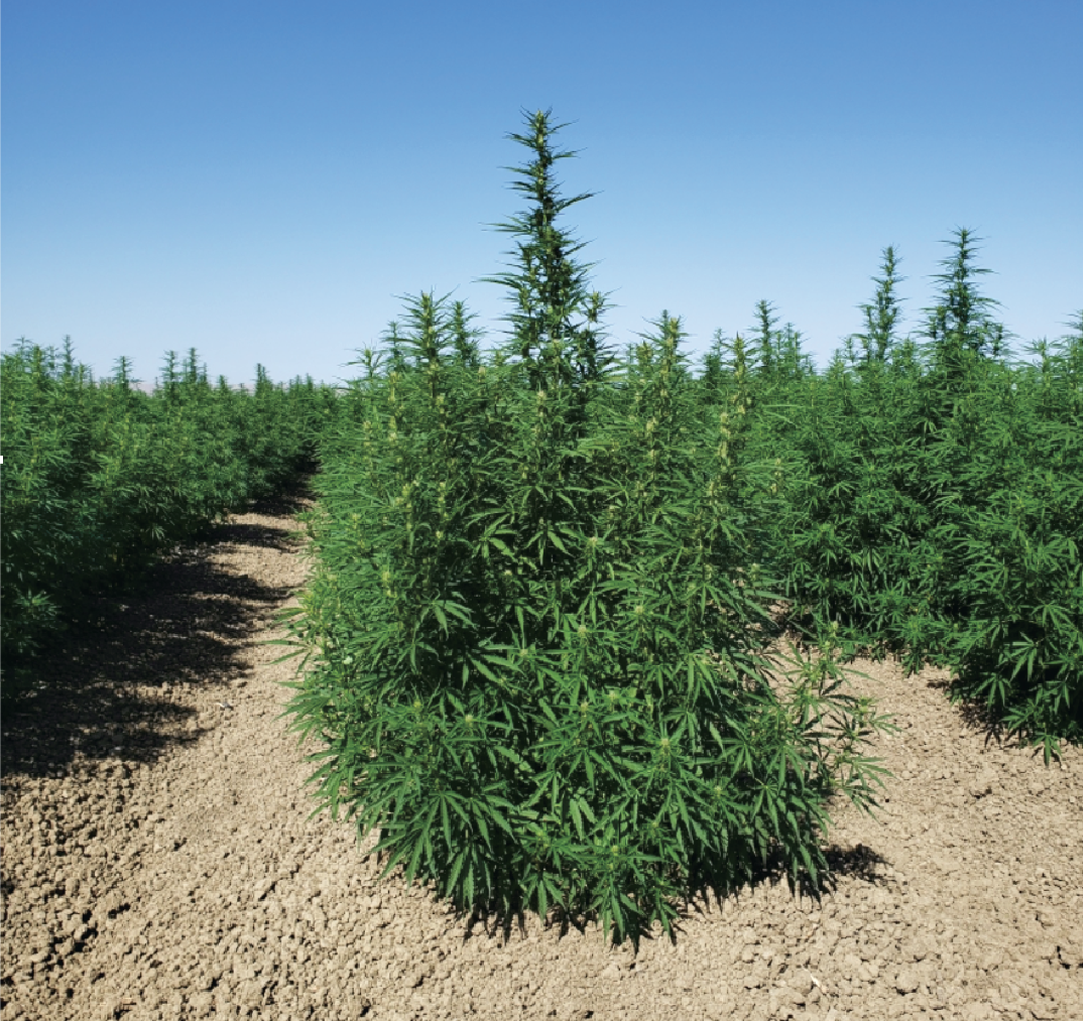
[[2, 487, 1080, 1021]]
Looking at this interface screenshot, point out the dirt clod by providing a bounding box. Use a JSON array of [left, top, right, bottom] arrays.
[[3, 489, 1081, 1020]]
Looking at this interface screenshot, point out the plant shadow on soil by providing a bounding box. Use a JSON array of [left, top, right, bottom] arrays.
[[924, 675, 1056, 758], [429, 839, 892, 952], [0, 484, 311, 780]]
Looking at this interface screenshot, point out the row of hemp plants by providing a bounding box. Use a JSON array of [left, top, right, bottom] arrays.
[[0, 340, 337, 704], [742, 240, 1081, 760], [280, 110, 891, 947]]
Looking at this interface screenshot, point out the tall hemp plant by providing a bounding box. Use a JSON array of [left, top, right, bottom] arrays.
[[281, 109, 891, 947], [935, 307, 1083, 756], [773, 247, 937, 654]]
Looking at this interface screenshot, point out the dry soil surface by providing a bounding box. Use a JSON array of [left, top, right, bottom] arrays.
[[2, 488, 1081, 1021]]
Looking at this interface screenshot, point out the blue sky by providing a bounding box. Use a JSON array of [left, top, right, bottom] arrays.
[[3, 0, 1080, 387]]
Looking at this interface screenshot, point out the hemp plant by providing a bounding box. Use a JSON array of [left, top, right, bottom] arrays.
[[752, 232, 1080, 759], [280, 109, 891, 947]]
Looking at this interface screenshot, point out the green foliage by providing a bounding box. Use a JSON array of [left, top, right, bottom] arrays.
[[941, 323, 1083, 759], [757, 237, 1081, 759], [1, 340, 336, 700], [281, 110, 890, 947], [850, 245, 904, 369]]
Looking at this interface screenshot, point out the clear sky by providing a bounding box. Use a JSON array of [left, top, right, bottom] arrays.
[[3, 0, 1080, 387]]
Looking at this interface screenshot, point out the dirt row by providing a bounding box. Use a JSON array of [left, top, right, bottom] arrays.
[[2, 489, 1080, 1020]]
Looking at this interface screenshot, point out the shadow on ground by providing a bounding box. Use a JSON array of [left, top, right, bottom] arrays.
[[0, 484, 310, 780], [430, 838, 895, 952]]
